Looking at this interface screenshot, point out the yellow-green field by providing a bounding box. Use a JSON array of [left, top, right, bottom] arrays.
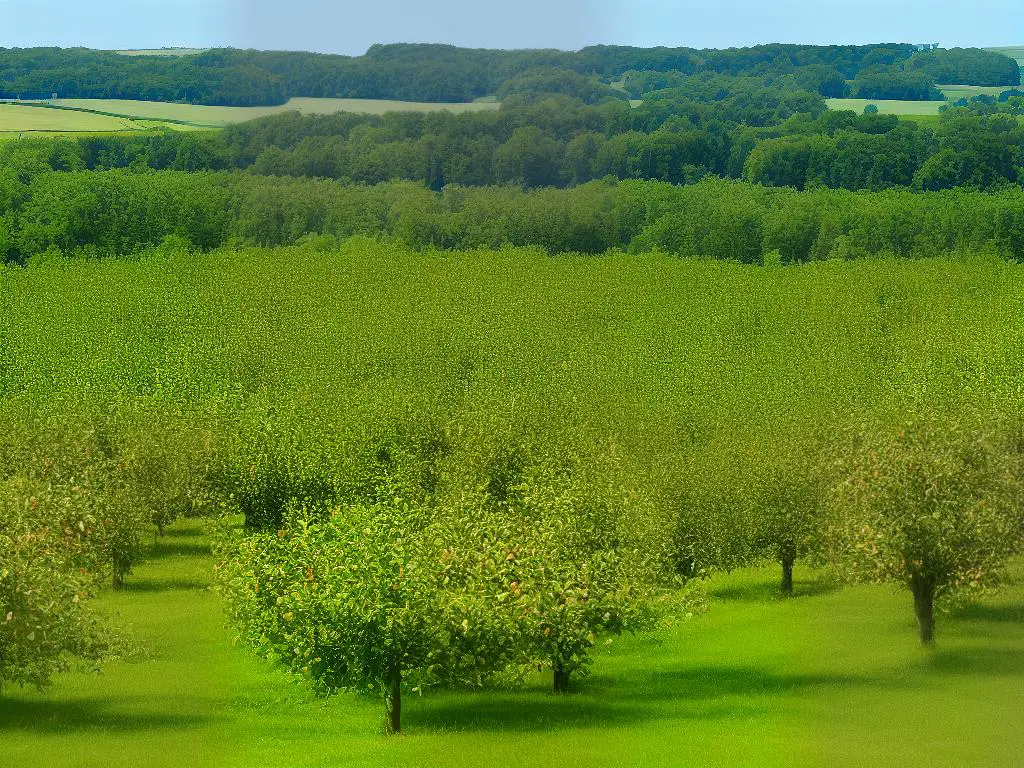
[[939, 84, 1017, 100], [0, 97, 501, 136], [47, 97, 499, 126], [825, 98, 944, 115], [115, 48, 208, 57], [0, 103, 151, 135]]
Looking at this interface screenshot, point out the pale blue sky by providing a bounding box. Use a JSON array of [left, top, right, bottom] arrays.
[[0, 0, 1020, 53]]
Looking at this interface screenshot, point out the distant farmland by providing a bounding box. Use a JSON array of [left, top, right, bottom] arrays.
[[825, 98, 945, 115], [939, 84, 1017, 100], [0, 97, 501, 135], [0, 103, 147, 135], [115, 48, 208, 56]]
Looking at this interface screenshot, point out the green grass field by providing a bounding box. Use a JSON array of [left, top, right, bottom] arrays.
[[115, 48, 208, 57], [939, 84, 1018, 100], [0, 103, 150, 135], [1, 519, 1020, 768], [0, 97, 500, 133], [825, 98, 945, 115]]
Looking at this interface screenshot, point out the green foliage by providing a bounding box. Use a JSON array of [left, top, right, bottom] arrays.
[[827, 415, 1024, 642], [907, 48, 1021, 88], [851, 71, 943, 101], [499, 445, 676, 690], [216, 497, 525, 732], [0, 43, 927, 107], [0, 432, 111, 690]]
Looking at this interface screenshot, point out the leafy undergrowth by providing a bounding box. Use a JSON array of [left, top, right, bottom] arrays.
[[1, 520, 1021, 767]]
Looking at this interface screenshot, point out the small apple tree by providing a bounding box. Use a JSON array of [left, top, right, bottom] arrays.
[[0, 474, 109, 694], [506, 452, 678, 693], [216, 495, 521, 733], [752, 437, 829, 596], [828, 417, 1023, 645]]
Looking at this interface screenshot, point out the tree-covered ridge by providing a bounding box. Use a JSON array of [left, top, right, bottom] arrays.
[[0, 43, 1017, 106], [3, 83, 1018, 193]]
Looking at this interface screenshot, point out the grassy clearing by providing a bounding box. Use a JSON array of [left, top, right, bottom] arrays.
[[939, 84, 1017, 100], [1, 519, 1020, 768], [0, 103, 146, 134], [115, 48, 208, 57], [826, 98, 944, 115], [0, 96, 500, 136], [33, 97, 499, 129]]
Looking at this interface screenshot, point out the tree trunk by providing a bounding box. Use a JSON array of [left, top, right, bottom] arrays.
[[911, 575, 936, 646], [780, 540, 796, 596], [385, 665, 402, 734], [112, 554, 130, 590], [553, 667, 570, 694], [781, 557, 794, 596]]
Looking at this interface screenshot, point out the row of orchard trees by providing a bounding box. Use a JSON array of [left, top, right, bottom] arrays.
[[0, 404, 216, 692], [212, 405, 1024, 733], [2, 396, 1022, 729]]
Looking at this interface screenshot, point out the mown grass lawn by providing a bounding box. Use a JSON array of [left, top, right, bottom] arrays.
[[1, 520, 1021, 768], [825, 98, 945, 115]]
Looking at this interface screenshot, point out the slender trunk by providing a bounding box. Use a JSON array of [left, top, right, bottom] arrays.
[[911, 575, 936, 646], [781, 557, 794, 596], [385, 665, 402, 734], [112, 551, 132, 590], [780, 540, 796, 596], [553, 667, 571, 694]]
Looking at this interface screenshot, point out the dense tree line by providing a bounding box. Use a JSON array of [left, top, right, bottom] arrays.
[[2, 171, 1024, 265], [4, 85, 1020, 193], [906, 48, 1021, 87], [0, 43, 1016, 106], [744, 110, 1024, 191]]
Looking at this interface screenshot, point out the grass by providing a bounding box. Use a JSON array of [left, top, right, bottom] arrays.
[[115, 49, 208, 57], [1, 519, 1021, 767], [826, 98, 945, 115], [939, 84, 1018, 100], [0, 103, 148, 135], [0, 97, 502, 133]]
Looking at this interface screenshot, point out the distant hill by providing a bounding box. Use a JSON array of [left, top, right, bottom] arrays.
[[0, 43, 1017, 107]]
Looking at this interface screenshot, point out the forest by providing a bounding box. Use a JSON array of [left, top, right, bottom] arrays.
[[3, 84, 1024, 197], [0, 43, 1018, 104]]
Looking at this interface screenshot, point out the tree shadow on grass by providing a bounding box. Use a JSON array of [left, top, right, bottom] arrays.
[[407, 664, 878, 734], [148, 540, 212, 558], [0, 696, 219, 733], [122, 577, 211, 593], [925, 647, 1024, 677], [160, 526, 207, 539], [947, 603, 1024, 624], [710, 579, 841, 603]]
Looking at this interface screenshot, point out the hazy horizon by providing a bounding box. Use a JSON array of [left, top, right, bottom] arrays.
[[0, 0, 1020, 54]]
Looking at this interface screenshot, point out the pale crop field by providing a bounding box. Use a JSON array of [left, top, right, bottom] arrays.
[[939, 84, 1017, 100], [0, 103, 145, 134], [46, 97, 500, 127], [114, 48, 208, 56], [825, 98, 944, 115]]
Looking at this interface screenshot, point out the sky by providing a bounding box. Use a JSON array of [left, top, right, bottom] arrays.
[[0, 0, 1020, 53]]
